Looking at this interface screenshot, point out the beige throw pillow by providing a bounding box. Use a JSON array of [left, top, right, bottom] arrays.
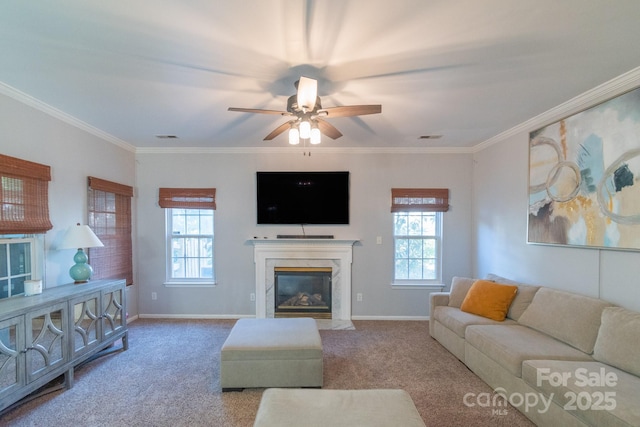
[[447, 277, 476, 308], [593, 307, 640, 377], [485, 274, 540, 321]]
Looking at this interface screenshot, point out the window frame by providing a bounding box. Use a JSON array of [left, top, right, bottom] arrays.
[[392, 210, 444, 288], [164, 208, 216, 286], [390, 188, 449, 289], [0, 235, 44, 299]]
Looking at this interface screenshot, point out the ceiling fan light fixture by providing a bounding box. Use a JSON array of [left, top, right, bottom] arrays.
[[310, 126, 321, 145], [288, 126, 300, 145], [299, 120, 311, 139], [296, 76, 318, 112], [228, 76, 381, 145]]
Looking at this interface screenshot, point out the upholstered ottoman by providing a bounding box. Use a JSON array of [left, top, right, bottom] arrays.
[[253, 388, 426, 427], [220, 318, 323, 391]]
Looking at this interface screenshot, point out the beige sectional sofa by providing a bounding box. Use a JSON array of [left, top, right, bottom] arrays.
[[430, 275, 640, 427]]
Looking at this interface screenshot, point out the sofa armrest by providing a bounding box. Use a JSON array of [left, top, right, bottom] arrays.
[[430, 292, 450, 309], [429, 292, 450, 338]]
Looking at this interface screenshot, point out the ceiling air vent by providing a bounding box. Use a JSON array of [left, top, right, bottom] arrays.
[[419, 135, 443, 140], [155, 134, 178, 139]]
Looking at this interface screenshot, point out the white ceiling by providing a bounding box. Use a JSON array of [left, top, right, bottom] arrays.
[[1, 0, 640, 151]]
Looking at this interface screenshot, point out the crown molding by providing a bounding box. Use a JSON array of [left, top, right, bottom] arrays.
[[0, 82, 136, 153], [134, 145, 474, 155], [473, 66, 640, 153]]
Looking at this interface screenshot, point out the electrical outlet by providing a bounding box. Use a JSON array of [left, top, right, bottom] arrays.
[[357, 293, 363, 302], [376, 236, 382, 244], [250, 292, 256, 301], [151, 292, 157, 300]]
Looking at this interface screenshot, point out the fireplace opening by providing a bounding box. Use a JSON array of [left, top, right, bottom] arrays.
[[274, 267, 332, 319]]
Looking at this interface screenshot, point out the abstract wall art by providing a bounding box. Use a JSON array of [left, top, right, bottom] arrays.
[[528, 87, 640, 250]]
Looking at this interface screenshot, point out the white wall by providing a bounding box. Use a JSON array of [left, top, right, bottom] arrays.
[[0, 91, 138, 315], [472, 71, 640, 312], [135, 150, 473, 319]]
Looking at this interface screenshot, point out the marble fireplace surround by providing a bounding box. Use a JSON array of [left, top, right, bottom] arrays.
[[252, 239, 357, 321]]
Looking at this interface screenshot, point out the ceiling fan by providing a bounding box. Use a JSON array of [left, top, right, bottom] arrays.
[[228, 76, 381, 145]]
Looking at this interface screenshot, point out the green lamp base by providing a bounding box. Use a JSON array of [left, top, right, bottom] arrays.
[[69, 248, 93, 284]]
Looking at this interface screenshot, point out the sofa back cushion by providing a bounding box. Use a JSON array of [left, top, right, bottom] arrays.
[[518, 288, 612, 354], [593, 307, 640, 376], [448, 277, 476, 308], [485, 274, 541, 321], [460, 280, 518, 321]]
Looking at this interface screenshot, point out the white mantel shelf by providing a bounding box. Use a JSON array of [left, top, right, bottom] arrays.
[[248, 238, 359, 245], [251, 239, 358, 320]]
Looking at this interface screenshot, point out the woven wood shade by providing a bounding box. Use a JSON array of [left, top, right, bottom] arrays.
[[88, 177, 133, 285], [0, 154, 53, 234], [158, 188, 216, 209], [391, 188, 449, 212]]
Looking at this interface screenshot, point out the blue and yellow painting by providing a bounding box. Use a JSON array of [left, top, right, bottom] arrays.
[[529, 87, 640, 250]]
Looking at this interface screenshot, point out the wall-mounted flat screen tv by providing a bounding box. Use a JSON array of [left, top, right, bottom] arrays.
[[257, 171, 349, 224]]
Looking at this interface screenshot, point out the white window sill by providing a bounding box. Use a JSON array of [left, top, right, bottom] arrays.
[[391, 283, 445, 290], [164, 281, 217, 287]]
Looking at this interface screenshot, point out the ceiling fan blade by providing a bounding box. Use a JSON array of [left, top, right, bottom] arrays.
[[316, 119, 343, 140], [264, 121, 296, 140], [319, 105, 382, 118], [228, 107, 290, 116], [296, 76, 318, 111]]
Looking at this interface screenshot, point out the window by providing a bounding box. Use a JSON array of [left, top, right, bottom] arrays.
[[0, 154, 51, 300], [391, 188, 449, 285], [0, 236, 39, 299], [166, 209, 214, 282], [88, 177, 134, 285], [393, 211, 442, 282], [159, 188, 216, 285]]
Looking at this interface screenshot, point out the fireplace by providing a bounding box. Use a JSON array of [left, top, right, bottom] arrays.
[[274, 267, 332, 319], [251, 239, 357, 321]]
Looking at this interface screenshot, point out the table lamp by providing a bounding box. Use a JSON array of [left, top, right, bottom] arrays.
[[58, 223, 104, 284]]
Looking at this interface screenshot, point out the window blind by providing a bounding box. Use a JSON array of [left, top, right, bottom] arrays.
[[391, 188, 449, 212], [88, 177, 134, 285], [158, 188, 216, 209], [0, 154, 53, 234]]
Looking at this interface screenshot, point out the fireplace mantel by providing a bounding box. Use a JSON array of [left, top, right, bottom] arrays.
[[251, 239, 358, 320]]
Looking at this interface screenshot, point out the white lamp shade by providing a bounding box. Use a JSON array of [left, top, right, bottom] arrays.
[[296, 76, 317, 111], [310, 127, 321, 144], [58, 224, 104, 249], [299, 120, 311, 139], [289, 127, 300, 145]]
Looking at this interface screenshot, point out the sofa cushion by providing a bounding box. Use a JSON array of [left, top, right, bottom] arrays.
[[593, 307, 640, 377], [433, 306, 517, 338], [460, 280, 518, 321], [485, 274, 541, 321], [517, 287, 612, 354], [522, 360, 640, 427], [465, 325, 593, 377], [447, 276, 476, 308]]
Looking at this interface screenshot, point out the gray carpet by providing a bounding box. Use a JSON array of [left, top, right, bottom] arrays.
[[1, 319, 534, 426]]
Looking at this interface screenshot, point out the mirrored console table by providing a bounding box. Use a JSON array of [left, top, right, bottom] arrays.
[[0, 279, 127, 414]]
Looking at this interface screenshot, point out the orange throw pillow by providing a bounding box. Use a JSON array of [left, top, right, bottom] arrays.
[[460, 280, 518, 321]]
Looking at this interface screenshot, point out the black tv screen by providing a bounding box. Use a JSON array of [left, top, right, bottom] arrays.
[[257, 171, 349, 224]]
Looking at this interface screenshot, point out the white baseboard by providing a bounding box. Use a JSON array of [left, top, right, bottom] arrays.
[[134, 314, 430, 321], [351, 315, 429, 321], [138, 314, 254, 320]]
